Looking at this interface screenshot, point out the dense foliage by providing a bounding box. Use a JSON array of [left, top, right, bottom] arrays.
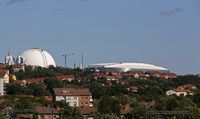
[[2, 67, 200, 118]]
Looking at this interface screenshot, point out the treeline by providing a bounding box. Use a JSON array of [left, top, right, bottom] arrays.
[[3, 67, 200, 118], [13, 66, 92, 80]]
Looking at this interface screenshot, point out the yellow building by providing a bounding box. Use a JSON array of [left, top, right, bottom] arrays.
[[10, 74, 17, 81], [0, 70, 10, 84]]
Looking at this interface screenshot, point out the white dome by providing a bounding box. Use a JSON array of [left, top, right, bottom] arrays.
[[19, 48, 56, 67]]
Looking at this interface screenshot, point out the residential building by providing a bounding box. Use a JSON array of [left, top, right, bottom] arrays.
[[35, 106, 60, 119], [80, 107, 97, 119], [177, 84, 197, 90], [128, 86, 140, 92], [0, 69, 9, 84], [15, 77, 45, 86], [53, 88, 93, 107], [55, 75, 75, 82], [166, 89, 189, 96], [10, 74, 17, 81], [12, 64, 25, 72], [166, 84, 197, 96]]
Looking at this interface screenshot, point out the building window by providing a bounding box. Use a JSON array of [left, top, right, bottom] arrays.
[[81, 97, 84, 99], [85, 97, 88, 99], [74, 102, 77, 106], [85, 102, 88, 104], [74, 97, 77, 100]]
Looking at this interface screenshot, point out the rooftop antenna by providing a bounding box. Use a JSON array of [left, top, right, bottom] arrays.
[[81, 52, 84, 69], [8, 45, 11, 55], [61, 53, 74, 68]]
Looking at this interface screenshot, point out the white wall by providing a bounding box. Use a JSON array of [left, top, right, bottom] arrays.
[[0, 78, 4, 95], [56, 96, 79, 107]]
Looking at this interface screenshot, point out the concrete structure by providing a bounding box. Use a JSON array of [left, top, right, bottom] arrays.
[[89, 62, 169, 73], [0, 69, 10, 95], [17, 48, 56, 67], [0, 78, 4, 95], [5, 52, 14, 66], [53, 88, 93, 107]]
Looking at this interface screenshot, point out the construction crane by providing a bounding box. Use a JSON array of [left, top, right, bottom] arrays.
[[62, 53, 74, 68]]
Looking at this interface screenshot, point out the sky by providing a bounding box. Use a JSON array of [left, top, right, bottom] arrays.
[[0, 0, 199, 74]]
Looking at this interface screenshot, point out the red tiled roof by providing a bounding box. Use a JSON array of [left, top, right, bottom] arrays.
[[12, 64, 24, 68], [53, 88, 92, 96], [35, 106, 59, 114], [79, 107, 97, 115], [177, 84, 196, 89], [173, 89, 188, 92], [129, 86, 139, 90], [15, 78, 45, 85], [0, 64, 6, 69], [0, 69, 9, 77], [55, 75, 74, 80]]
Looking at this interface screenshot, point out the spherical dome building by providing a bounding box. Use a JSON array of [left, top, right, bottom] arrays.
[[18, 48, 56, 67]]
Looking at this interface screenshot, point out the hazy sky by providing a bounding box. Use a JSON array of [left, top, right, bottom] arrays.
[[0, 0, 199, 74]]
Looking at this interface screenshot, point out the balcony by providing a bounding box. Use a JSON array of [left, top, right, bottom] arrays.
[[90, 99, 93, 102], [90, 104, 93, 107]]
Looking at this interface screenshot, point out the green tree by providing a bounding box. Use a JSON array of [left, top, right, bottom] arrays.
[[44, 78, 63, 94], [165, 96, 178, 111], [5, 83, 25, 95], [192, 92, 200, 108], [15, 98, 33, 109], [131, 107, 147, 119], [56, 101, 83, 119], [93, 113, 120, 119], [27, 83, 49, 97], [98, 97, 120, 115]]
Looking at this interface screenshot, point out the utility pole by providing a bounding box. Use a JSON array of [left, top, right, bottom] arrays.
[[62, 53, 74, 68]]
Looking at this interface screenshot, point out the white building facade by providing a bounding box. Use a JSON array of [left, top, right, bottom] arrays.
[[0, 78, 4, 95], [166, 90, 188, 96], [55, 95, 79, 107], [54, 88, 93, 107]]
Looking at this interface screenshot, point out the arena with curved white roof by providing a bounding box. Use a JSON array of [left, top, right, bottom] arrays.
[[89, 62, 169, 73]]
